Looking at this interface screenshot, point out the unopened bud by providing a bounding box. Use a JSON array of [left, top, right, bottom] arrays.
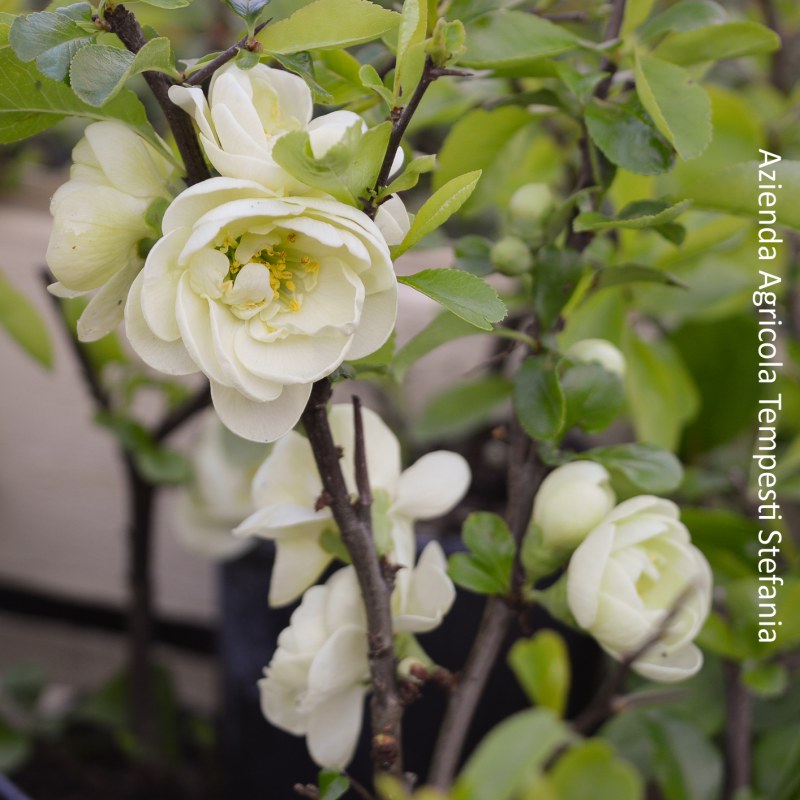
[[565, 338, 626, 378], [490, 236, 533, 276]]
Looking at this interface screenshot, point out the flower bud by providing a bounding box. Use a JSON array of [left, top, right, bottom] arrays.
[[509, 183, 554, 224], [398, 657, 429, 686], [532, 462, 616, 549], [565, 338, 626, 378], [490, 236, 533, 276]]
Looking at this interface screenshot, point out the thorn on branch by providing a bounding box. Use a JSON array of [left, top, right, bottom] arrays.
[[379, 556, 402, 588]]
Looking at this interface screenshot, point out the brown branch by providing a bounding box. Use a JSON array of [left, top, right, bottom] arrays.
[[757, 0, 791, 94], [352, 395, 373, 526], [301, 380, 403, 778], [104, 4, 210, 186], [722, 660, 753, 799], [572, 584, 697, 736], [185, 20, 270, 86]]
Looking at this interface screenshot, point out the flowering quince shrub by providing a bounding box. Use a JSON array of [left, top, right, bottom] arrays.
[[2, 0, 800, 798]]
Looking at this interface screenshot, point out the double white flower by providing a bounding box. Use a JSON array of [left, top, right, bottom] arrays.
[[235, 403, 471, 606], [47, 121, 178, 341], [259, 541, 455, 768]]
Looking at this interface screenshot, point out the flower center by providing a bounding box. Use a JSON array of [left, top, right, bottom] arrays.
[[215, 232, 320, 319]]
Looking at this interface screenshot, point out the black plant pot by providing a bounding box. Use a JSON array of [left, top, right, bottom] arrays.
[[218, 538, 600, 799]]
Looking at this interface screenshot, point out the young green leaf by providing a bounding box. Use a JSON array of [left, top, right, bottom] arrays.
[[318, 769, 350, 800], [585, 98, 675, 176], [461, 10, 581, 70], [0, 268, 53, 368], [223, 0, 269, 25], [561, 362, 625, 434], [532, 246, 583, 331], [582, 443, 683, 494], [9, 6, 95, 81], [272, 121, 391, 204], [514, 355, 565, 441], [358, 62, 394, 106], [549, 740, 644, 800], [653, 21, 780, 66], [593, 264, 686, 291], [392, 169, 482, 257], [257, 0, 400, 54], [508, 631, 570, 716], [634, 51, 712, 161], [70, 38, 176, 107], [415, 375, 512, 441], [382, 153, 436, 196], [138, 0, 192, 7], [393, 0, 427, 100], [448, 512, 515, 596], [638, 0, 728, 42], [397, 267, 506, 330], [452, 709, 572, 800], [574, 198, 692, 232]]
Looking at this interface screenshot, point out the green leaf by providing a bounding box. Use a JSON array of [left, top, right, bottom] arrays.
[[452, 708, 572, 800], [449, 512, 514, 596], [272, 121, 390, 204], [257, 0, 400, 53], [453, 234, 493, 276], [0, 719, 31, 772], [561, 361, 625, 434], [358, 62, 394, 106], [593, 264, 686, 291], [742, 662, 789, 699], [393, 310, 480, 381], [393, 169, 482, 257], [514, 355, 565, 441], [634, 52, 711, 161], [415, 374, 512, 441], [585, 98, 675, 176], [508, 631, 570, 716], [0, 45, 156, 144], [574, 199, 692, 232], [382, 153, 436, 196], [319, 769, 350, 800], [0, 267, 52, 367], [70, 38, 176, 107], [653, 22, 780, 66], [433, 106, 532, 192], [532, 246, 583, 331], [638, 1, 728, 42], [9, 5, 95, 81], [397, 267, 505, 331], [754, 724, 800, 800], [549, 740, 644, 800], [461, 11, 580, 71], [270, 51, 334, 103], [621, 331, 699, 451], [96, 413, 191, 485], [223, 0, 269, 24], [393, 0, 427, 100], [582, 443, 683, 494]]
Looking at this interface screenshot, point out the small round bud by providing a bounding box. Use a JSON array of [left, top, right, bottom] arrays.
[[532, 461, 616, 549], [509, 183, 554, 224], [490, 236, 533, 276], [398, 657, 429, 685], [565, 338, 626, 378]]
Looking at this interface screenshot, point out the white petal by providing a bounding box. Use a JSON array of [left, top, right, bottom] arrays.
[[210, 380, 311, 442], [374, 195, 410, 246], [269, 538, 334, 607], [124, 272, 197, 374], [393, 451, 471, 521], [47, 282, 84, 299], [235, 503, 329, 541], [76, 257, 142, 342], [566, 522, 615, 629], [172, 491, 256, 561], [306, 683, 367, 769], [140, 228, 188, 342], [631, 642, 704, 683], [307, 624, 369, 698], [345, 286, 397, 361], [250, 430, 322, 508]]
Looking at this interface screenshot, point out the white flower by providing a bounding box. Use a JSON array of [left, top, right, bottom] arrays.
[[259, 542, 454, 768], [172, 410, 267, 560], [235, 404, 470, 606], [124, 178, 397, 442], [565, 338, 626, 378], [567, 496, 713, 683], [46, 121, 178, 341], [532, 461, 616, 549]]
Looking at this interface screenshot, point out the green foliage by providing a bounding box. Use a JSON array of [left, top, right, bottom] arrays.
[[546, 740, 644, 800], [452, 708, 573, 800], [561, 361, 625, 434], [653, 22, 780, 66], [397, 267, 505, 331], [393, 0, 427, 102], [0, 39, 156, 143], [581, 443, 683, 494], [638, 1, 728, 42], [222, 0, 270, 26], [514, 355, 565, 441], [0, 720, 30, 772], [70, 38, 177, 107], [272, 120, 390, 204], [382, 153, 436, 196], [257, 0, 400, 53], [318, 769, 350, 800], [593, 264, 686, 291], [633, 52, 712, 161], [0, 267, 52, 367], [448, 512, 514, 595], [574, 199, 692, 233], [532, 246, 583, 331], [393, 169, 483, 257], [508, 631, 570, 716]]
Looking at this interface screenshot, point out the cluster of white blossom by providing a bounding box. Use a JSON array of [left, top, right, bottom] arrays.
[[48, 63, 408, 442]]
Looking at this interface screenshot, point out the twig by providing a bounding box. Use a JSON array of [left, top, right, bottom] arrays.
[[344, 771, 378, 800], [104, 4, 210, 186], [185, 21, 270, 86], [572, 584, 697, 735], [723, 660, 752, 799], [154, 383, 211, 442], [352, 395, 373, 526], [756, 0, 791, 93], [301, 380, 403, 778], [293, 785, 319, 799]]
